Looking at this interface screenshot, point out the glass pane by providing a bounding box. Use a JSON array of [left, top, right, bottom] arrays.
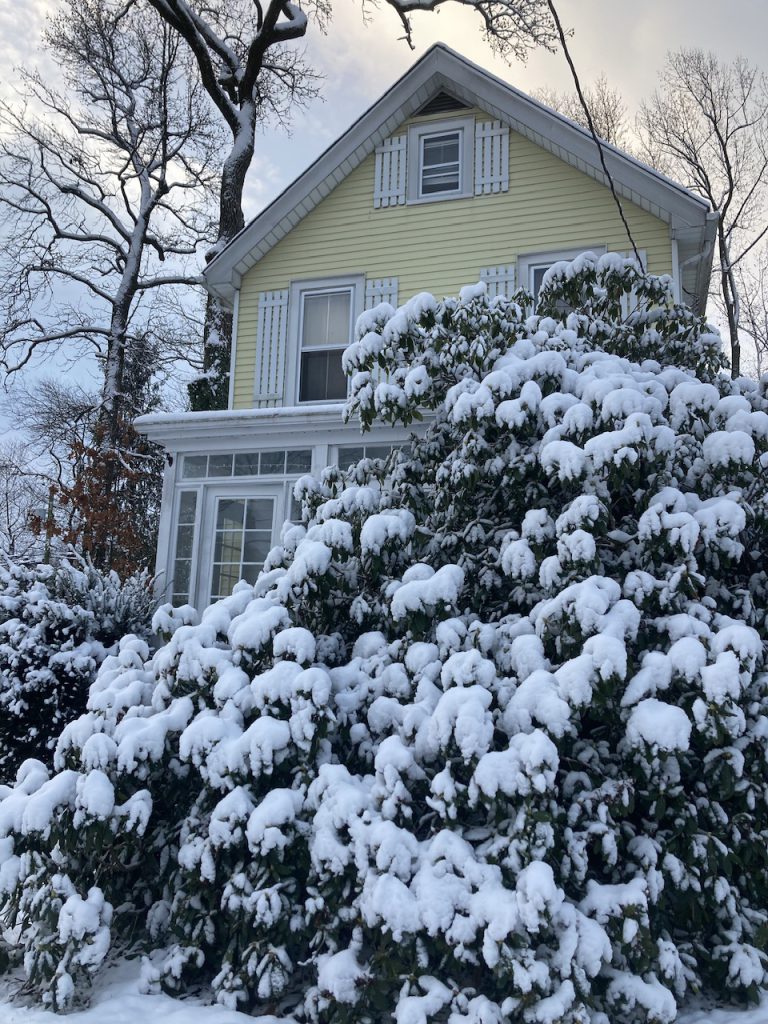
[[243, 534, 270, 564], [178, 491, 197, 524], [326, 354, 348, 401], [214, 530, 243, 562], [300, 351, 328, 403], [289, 496, 303, 522], [422, 133, 460, 167], [216, 499, 245, 531], [173, 559, 190, 594], [211, 564, 240, 599], [337, 446, 365, 468], [365, 445, 395, 461], [182, 455, 208, 479], [302, 291, 351, 348], [175, 525, 194, 560], [241, 563, 263, 584], [286, 449, 312, 474], [234, 453, 260, 476], [208, 453, 234, 477], [532, 266, 549, 299], [245, 499, 273, 530], [259, 451, 285, 475], [301, 350, 348, 403]]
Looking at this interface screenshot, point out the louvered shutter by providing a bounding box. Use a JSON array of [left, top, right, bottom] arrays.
[[474, 121, 509, 195], [253, 289, 289, 407], [363, 278, 399, 385], [480, 265, 515, 298], [374, 136, 407, 208], [365, 277, 399, 309]]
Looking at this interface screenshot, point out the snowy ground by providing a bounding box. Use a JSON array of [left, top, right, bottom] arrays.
[[1, 960, 768, 1024]]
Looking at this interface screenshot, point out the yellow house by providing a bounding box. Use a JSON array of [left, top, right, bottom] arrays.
[[137, 43, 717, 609]]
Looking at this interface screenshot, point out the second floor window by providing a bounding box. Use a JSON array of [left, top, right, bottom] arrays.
[[420, 131, 461, 196], [299, 289, 351, 402]]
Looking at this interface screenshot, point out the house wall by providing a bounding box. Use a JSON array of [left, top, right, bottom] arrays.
[[232, 111, 674, 409]]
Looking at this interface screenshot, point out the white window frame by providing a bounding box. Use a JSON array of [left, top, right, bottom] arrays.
[[198, 484, 284, 606], [517, 245, 608, 301], [286, 274, 365, 406], [168, 485, 203, 606], [407, 116, 475, 204]]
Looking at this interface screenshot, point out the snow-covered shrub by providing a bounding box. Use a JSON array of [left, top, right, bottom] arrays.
[[2, 253, 768, 1020], [0, 558, 155, 783]]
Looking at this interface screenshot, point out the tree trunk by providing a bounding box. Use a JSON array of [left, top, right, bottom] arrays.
[[190, 112, 255, 412], [719, 230, 741, 378]]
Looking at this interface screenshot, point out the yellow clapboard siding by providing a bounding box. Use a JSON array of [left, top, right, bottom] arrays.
[[233, 123, 673, 409]]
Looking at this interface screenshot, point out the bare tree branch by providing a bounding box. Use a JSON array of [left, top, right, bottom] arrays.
[[636, 50, 768, 376]]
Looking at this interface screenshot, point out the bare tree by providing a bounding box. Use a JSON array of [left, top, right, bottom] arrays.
[[144, 0, 561, 408], [0, 439, 48, 564], [637, 50, 768, 377], [0, 0, 221, 449], [735, 247, 768, 377], [533, 74, 628, 146]]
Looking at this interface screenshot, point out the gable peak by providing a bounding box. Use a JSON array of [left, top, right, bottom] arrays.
[[415, 90, 471, 117]]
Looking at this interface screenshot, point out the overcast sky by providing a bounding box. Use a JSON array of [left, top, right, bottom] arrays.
[[237, 0, 768, 217], [4, 0, 767, 218], [1, 0, 767, 429]]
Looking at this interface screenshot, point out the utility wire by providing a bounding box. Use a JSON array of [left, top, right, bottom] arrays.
[[546, 0, 642, 264]]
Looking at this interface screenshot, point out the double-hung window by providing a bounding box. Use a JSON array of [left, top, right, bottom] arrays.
[[299, 288, 352, 402], [407, 116, 474, 202], [420, 132, 462, 196]]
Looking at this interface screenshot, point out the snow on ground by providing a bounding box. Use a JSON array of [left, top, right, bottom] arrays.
[[0, 959, 767, 1024], [0, 960, 268, 1024]]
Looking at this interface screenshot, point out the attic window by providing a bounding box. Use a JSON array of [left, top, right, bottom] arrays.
[[407, 116, 474, 202], [420, 132, 461, 196], [416, 91, 470, 116]]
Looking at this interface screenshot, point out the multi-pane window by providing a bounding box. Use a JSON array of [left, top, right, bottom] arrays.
[[210, 497, 274, 601], [420, 131, 461, 196], [336, 443, 400, 470], [181, 449, 312, 479], [299, 290, 351, 402], [172, 491, 198, 606]]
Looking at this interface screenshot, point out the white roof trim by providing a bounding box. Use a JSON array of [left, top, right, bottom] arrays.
[[205, 43, 714, 308]]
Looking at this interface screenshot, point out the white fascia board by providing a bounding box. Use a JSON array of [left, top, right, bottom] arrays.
[[135, 404, 351, 449], [135, 405, 427, 457], [204, 45, 712, 307], [673, 212, 718, 314]]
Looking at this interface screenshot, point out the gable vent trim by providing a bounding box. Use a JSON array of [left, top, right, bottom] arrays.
[[416, 91, 471, 116]]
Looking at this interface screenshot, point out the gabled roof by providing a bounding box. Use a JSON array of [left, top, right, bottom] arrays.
[[205, 43, 717, 312]]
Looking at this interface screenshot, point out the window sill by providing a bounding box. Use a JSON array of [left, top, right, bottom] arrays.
[[406, 191, 474, 207]]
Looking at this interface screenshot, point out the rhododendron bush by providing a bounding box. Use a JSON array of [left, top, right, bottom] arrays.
[[1, 254, 767, 1023], [0, 558, 154, 783]]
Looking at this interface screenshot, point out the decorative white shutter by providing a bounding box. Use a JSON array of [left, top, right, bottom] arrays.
[[480, 265, 515, 298], [253, 289, 288, 407], [621, 250, 647, 318], [474, 121, 509, 195], [374, 136, 407, 208], [365, 277, 399, 309]]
